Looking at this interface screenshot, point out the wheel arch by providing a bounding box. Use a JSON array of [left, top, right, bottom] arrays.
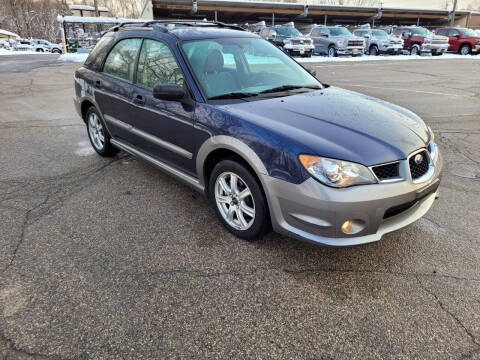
[[80, 99, 96, 122], [196, 136, 268, 193], [458, 42, 472, 52]]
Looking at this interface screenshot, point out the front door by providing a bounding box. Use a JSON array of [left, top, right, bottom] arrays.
[[132, 38, 196, 175]]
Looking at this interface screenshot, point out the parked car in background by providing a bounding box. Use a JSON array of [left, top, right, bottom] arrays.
[[31, 39, 63, 53], [393, 26, 449, 55], [259, 24, 314, 57], [14, 41, 34, 52], [309, 26, 364, 57], [435, 27, 480, 55], [353, 27, 403, 55], [75, 21, 442, 246], [0, 39, 11, 50], [17, 39, 50, 52], [476, 29, 480, 36]]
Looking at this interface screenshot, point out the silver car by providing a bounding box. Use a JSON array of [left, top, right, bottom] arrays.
[[309, 26, 364, 57], [353, 28, 404, 55]]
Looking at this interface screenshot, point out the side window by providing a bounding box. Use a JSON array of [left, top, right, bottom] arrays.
[[136, 39, 183, 89], [448, 29, 459, 37], [103, 38, 142, 82], [311, 29, 319, 37], [437, 29, 446, 36]]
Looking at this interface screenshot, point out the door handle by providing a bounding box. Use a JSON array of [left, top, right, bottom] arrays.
[[94, 80, 102, 88], [133, 94, 145, 106]]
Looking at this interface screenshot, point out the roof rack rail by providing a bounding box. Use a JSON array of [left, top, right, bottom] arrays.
[[142, 20, 245, 32], [109, 21, 148, 32]]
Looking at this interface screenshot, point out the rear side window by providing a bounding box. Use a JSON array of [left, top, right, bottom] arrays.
[[84, 34, 114, 69], [437, 29, 447, 36], [136, 39, 183, 88], [103, 38, 142, 82]]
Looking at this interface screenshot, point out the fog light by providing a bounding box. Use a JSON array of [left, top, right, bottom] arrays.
[[341, 219, 366, 235]]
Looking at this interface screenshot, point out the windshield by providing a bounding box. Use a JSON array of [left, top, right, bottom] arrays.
[[328, 27, 351, 36], [182, 37, 321, 100], [372, 30, 388, 38], [460, 28, 477, 36], [275, 27, 302, 37], [411, 28, 432, 35]]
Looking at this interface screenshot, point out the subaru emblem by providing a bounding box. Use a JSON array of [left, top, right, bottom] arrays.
[[414, 154, 423, 165]]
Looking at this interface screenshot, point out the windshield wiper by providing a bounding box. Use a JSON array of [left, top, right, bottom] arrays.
[[257, 85, 322, 95], [208, 92, 258, 100]]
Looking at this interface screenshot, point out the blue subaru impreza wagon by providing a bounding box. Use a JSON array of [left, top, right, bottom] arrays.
[[74, 21, 442, 246]]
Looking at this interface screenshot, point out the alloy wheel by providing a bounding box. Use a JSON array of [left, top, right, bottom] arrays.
[[88, 112, 105, 151], [214, 172, 255, 231], [328, 47, 335, 57]]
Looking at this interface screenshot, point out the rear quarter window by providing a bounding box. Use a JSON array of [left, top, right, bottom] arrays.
[[84, 34, 114, 70]]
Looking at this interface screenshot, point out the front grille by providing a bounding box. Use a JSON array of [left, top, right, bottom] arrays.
[[372, 162, 400, 181], [432, 38, 448, 45], [348, 40, 364, 47], [409, 151, 429, 179]]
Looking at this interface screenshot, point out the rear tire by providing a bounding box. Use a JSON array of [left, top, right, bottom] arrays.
[[209, 159, 269, 240], [85, 107, 118, 157]]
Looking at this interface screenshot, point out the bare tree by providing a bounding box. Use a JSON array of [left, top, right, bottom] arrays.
[[0, 0, 68, 41]]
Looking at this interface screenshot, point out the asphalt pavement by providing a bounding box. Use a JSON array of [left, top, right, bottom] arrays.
[[0, 54, 479, 360]]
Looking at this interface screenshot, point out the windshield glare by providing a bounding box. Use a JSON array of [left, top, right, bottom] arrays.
[[182, 37, 320, 100], [328, 27, 351, 36], [275, 27, 302, 37], [372, 30, 388, 38], [460, 28, 477, 36], [411, 28, 432, 35]]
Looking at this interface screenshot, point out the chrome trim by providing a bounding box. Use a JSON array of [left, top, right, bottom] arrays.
[[110, 138, 204, 192], [408, 148, 434, 184], [369, 160, 404, 184], [104, 115, 192, 159]]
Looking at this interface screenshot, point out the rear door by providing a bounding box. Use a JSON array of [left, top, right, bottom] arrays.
[[131, 38, 196, 174], [94, 37, 142, 143]]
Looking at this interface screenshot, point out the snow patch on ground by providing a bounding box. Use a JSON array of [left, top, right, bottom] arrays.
[[296, 53, 480, 63], [58, 53, 89, 63], [74, 141, 95, 157]]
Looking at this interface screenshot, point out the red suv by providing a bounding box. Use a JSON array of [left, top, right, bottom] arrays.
[[393, 26, 449, 55], [435, 27, 480, 55]]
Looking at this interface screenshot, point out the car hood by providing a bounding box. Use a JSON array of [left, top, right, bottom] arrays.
[[218, 87, 429, 166]]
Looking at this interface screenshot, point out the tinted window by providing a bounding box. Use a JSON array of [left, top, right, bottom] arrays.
[[411, 28, 431, 35], [328, 27, 351, 36], [103, 38, 142, 82], [436, 29, 447, 36], [448, 29, 459, 36], [275, 27, 301, 37], [136, 39, 183, 88], [460, 28, 476, 36]]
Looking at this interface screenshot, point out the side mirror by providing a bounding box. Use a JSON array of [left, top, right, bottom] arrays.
[[320, 33, 329, 38], [153, 83, 185, 101]]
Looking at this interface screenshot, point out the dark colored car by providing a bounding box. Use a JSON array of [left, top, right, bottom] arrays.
[[435, 27, 480, 55], [259, 25, 314, 57], [393, 26, 449, 55], [74, 21, 442, 246]]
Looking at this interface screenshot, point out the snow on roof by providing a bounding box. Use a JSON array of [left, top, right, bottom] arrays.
[[57, 15, 145, 24], [0, 29, 20, 39], [69, 5, 109, 12]]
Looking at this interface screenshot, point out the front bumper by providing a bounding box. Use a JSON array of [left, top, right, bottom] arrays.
[[283, 43, 314, 54], [262, 150, 443, 246], [380, 44, 404, 53], [421, 43, 449, 53], [337, 46, 364, 55], [474, 44, 480, 53]]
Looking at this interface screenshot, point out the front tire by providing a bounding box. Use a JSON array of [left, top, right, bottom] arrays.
[[328, 45, 336, 57], [369, 45, 379, 56], [410, 44, 420, 55], [209, 160, 269, 240], [459, 44, 471, 55], [85, 107, 118, 157]]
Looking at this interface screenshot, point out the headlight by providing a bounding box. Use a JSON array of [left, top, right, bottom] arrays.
[[299, 155, 377, 188]]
